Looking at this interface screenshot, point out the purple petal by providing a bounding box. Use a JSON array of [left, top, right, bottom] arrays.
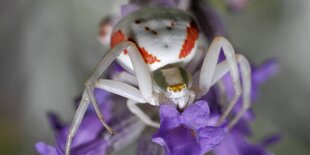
[[260, 134, 282, 148], [211, 58, 278, 131], [121, 4, 141, 16], [198, 127, 227, 153], [53, 88, 114, 150], [212, 132, 240, 155], [226, 0, 249, 11], [231, 100, 255, 123], [108, 63, 125, 78], [70, 139, 108, 155], [47, 112, 63, 131], [35, 142, 59, 155], [232, 118, 252, 135], [153, 126, 201, 155], [69, 114, 103, 147], [159, 105, 181, 129], [55, 114, 103, 150], [83, 88, 114, 120], [199, 89, 222, 114], [181, 100, 210, 129], [216, 58, 278, 103], [154, 100, 227, 154], [253, 58, 279, 86], [206, 113, 221, 126], [213, 131, 273, 155], [94, 88, 111, 106]]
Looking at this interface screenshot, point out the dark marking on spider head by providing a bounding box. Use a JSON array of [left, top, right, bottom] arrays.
[[144, 26, 158, 35], [145, 26, 150, 31], [135, 19, 143, 24], [151, 30, 158, 35]]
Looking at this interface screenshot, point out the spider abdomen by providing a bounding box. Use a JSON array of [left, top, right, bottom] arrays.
[[111, 7, 199, 72]]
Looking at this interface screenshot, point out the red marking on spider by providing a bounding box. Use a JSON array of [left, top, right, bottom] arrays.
[[111, 30, 126, 47], [110, 31, 160, 64], [111, 30, 128, 54], [128, 37, 160, 64], [139, 47, 161, 64], [179, 22, 199, 58]]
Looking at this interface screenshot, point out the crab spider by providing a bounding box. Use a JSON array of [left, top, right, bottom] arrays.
[[65, 7, 251, 155]]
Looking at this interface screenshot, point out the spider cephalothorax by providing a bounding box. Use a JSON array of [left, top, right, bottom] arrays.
[[153, 66, 192, 109], [65, 6, 252, 155]]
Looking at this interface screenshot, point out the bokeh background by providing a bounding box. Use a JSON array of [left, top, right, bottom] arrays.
[[1, 0, 309, 154]]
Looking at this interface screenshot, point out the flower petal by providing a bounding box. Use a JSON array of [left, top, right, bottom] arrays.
[[35, 142, 59, 155], [213, 130, 273, 155], [159, 105, 181, 129], [181, 100, 210, 129], [226, 0, 249, 11], [260, 134, 282, 148], [47, 112, 63, 132], [121, 4, 141, 16], [71, 139, 108, 155], [153, 126, 201, 155], [253, 58, 279, 86], [69, 114, 103, 147], [198, 126, 227, 153]]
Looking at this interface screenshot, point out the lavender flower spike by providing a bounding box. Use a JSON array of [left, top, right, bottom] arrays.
[[153, 100, 226, 155], [35, 112, 145, 155], [35, 88, 145, 155], [213, 130, 274, 155], [35, 112, 109, 155]]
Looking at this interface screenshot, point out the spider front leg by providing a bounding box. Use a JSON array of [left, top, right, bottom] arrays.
[[65, 41, 156, 155], [210, 54, 251, 129], [199, 36, 251, 129], [96, 80, 160, 128], [84, 41, 157, 131], [112, 71, 138, 86], [66, 79, 149, 155]]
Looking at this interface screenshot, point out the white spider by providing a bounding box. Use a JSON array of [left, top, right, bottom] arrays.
[[65, 6, 251, 155]]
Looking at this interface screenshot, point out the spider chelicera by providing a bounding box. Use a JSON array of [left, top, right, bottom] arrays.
[[65, 7, 251, 155]]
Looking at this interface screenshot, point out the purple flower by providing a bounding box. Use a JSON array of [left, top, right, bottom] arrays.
[[121, 0, 179, 16], [226, 0, 250, 11], [222, 58, 278, 125], [35, 112, 109, 154], [208, 59, 279, 155], [213, 130, 278, 155], [152, 100, 226, 155], [37, 0, 280, 154], [223, 58, 278, 102], [35, 88, 146, 155]]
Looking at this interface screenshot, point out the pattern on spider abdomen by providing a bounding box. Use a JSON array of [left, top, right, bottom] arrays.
[[111, 7, 199, 72]]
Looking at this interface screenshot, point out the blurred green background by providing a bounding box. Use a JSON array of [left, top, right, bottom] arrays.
[[0, 0, 309, 154]]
